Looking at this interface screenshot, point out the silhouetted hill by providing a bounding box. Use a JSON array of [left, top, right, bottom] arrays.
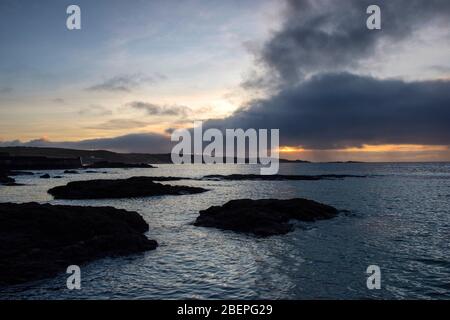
[[0, 146, 310, 165], [0, 147, 171, 164]]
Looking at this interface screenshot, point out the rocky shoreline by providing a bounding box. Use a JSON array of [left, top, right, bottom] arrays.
[[1, 165, 350, 286], [48, 176, 208, 199], [0, 170, 21, 186], [0, 171, 15, 185], [194, 198, 339, 236], [0, 202, 157, 286]]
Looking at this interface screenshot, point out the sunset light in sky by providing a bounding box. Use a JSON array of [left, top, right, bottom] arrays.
[[1, 0, 449, 162]]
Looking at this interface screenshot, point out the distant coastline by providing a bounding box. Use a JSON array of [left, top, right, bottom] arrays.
[[1, 146, 449, 165]]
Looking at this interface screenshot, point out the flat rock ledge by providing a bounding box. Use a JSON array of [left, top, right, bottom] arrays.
[[48, 176, 207, 199], [0, 170, 23, 186], [0, 202, 157, 286], [194, 198, 339, 237], [0, 175, 15, 185]]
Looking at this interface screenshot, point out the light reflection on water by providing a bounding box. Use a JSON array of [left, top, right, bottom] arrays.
[[0, 163, 449, 299]]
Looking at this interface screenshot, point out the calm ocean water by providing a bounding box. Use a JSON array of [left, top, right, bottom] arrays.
[[0, 163, 449, 299]]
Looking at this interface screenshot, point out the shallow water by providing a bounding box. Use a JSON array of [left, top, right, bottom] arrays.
[[0, 163, 449, 299]]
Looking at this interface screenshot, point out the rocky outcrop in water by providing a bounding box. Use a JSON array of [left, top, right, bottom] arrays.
[[85, 161, 156, 169], [194, 198, 339, 237], [0, 170, 24, 186], [0, 174, 15, 185], [48, 176, 207, 199], [203, 174, 367, 181], [0, 202, 157, 286], [64, 170, 79, 174]]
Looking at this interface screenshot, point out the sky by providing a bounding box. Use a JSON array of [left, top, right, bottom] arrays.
[[1, 0, 450, 161]]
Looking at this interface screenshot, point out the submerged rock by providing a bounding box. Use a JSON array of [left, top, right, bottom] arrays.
[[63, 170, 79, 174], [194, 198, 339, 237], [0, 202, 157, 286], [40, 174, 51, 179], [48, 176, 207, 199], [85, 161, 156, 169]]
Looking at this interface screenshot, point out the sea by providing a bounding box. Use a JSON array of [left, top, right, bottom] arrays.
[[0, 162, 449, 299]]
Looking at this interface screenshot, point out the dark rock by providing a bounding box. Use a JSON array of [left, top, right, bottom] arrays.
[[0, 155, 81, 170], [1, 178, 18, 186], [279, 159, 311, 163], [53, 176, 63, 179], [0, 169, 23, 186], [48, 176, 207, 199], [0, 202, 157, 286], [40, 174, 51, 179], [85, 161, 156, 169], [202, 174, 366, 181], [63, 170, 79, 174], [194, 198, 339, 237], [0, 175, 15, 185], [0, 170, 12, 185]]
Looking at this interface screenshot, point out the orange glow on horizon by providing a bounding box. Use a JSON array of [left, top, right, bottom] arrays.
[[278, 146, 306, 153], [279, 144, 449, 154], [340, 144, 449, 153]]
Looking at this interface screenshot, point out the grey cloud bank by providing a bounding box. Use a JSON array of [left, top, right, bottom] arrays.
[[216, 0, 450, 150], [87, 73, 165, 92], [128, 101, 191, 117], [0, 133, 172, 154], [255, 0, 450, 85], [85, 119, 151, 130], [206, 73, 450, 149]]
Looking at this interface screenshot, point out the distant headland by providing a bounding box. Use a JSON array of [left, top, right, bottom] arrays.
[[0, 146, 314, 165]]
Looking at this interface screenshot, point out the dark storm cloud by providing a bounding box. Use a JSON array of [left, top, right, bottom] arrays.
[[253, 0, 450, 85], [216, 0, 450, 149], [205, 73, 450, 149], [0, 133, 172, 154], [127, 101, 191, 117], [66, 133, 172, 153], [87, 73, 166, 92]]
